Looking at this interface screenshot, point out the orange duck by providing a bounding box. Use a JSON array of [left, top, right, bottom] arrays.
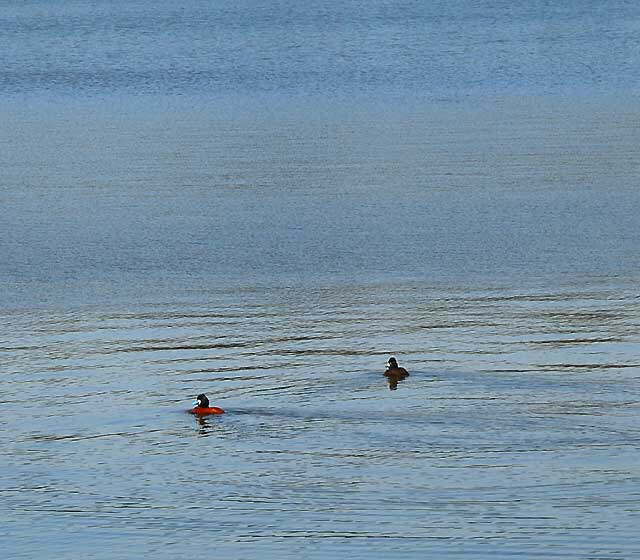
[[190, 393, 225, 415]]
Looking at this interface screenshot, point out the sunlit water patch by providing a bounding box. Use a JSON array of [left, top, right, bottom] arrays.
[[3, 279, 639, 558]]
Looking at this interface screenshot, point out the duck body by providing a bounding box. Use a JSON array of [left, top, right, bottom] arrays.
[[190, 393, 225, 415], [190, 406, 225, 415]]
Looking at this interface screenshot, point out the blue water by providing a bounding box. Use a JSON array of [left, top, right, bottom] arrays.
[[2, 1, 640, 558], [1, 0, 638, 98]]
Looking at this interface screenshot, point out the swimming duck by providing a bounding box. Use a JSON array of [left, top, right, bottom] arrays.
[[385, 357, 409, 377], [384, 357, 409, 390], [190, 393, 225, 415]]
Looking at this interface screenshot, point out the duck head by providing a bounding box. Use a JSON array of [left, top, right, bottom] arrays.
[[193, 393, 210, 408]]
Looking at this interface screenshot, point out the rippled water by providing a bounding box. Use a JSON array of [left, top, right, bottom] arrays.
[[1, 0, 638, 98], [2, 0, 640, 558], [3, 280, 640, 558]]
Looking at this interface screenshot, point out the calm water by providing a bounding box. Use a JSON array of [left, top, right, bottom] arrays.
[[2, 1, 640, 558]]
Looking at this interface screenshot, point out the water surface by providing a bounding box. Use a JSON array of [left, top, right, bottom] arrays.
[[2, 1, 640, 558]]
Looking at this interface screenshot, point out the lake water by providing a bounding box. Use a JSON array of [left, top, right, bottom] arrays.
[[1, 1, 640, 558]]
